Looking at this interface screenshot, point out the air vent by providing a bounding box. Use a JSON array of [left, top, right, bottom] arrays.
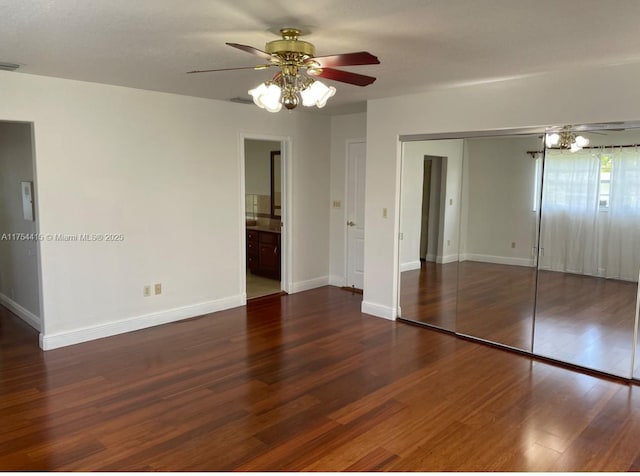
[[229, 97, 253, 105], [0, 62, 20, 72]]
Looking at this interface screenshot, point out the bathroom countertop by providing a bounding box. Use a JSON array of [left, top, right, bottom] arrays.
[[246, 225, 281, 234]]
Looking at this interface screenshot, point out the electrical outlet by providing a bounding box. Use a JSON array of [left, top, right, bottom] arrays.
[[333, 200, 341, 208], [511, 242, 516, 248], [154, 283, 162, 295], [143, 285, 151, 297], [382, 208, 388, 218], [447, 240, 451, 246]]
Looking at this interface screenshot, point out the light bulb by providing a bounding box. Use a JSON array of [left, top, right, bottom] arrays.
[[570, 142, 580, 153], [545, 133, 560, 148], [248, 83, 282, 113], [574, 135, 589, 148], [301, 80, 336, 108]]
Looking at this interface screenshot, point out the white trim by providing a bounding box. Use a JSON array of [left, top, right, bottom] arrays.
[[436, 254, 459, 264], [361, 300, 397, 320], [461, 253, 535, 267], [0, 292, 40, 331], [40, 294, 243, 350], [400, 260, 421, 272], [329, 274, 346, 287], [290, 276, 329, 294]]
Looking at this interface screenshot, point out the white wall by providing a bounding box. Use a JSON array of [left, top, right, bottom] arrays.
[[0, 121, 41, 329], [0, 70, 331, 348], [364, 61, 640, 319], [329, 113, 366, 286], [244, 139, 279, 196], [461, 136, 541, 267]]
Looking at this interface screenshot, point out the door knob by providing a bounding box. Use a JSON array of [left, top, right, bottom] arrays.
[[347, 221, 356, 227]]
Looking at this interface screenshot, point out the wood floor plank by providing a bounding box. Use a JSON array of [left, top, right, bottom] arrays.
[[1, 286, 640, 471]]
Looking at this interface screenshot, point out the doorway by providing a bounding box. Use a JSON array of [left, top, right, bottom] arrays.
[[0, 121, 42, 336], [420, 155, 443, 263], [243, 138, 286, 300]]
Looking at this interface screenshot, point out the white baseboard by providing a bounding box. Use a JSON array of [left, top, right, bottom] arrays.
[[0, 292, 41, 331], [329, 275, 346, 287], [40, 294, 244, 350], [461, 253, 535, 267], [290, 276, 329, 294], [400, 260, 421, 272], [361, 300, 397, 320], [436, 254, 459, 264]]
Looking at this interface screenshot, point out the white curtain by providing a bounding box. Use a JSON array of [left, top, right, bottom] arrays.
[[539, 149, 600, 275], [604, 150, 640, 282]]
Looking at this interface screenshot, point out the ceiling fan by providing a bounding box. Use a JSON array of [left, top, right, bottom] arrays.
[[188, 28, 380, 112]]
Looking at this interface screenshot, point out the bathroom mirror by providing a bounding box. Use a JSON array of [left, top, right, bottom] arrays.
[[455, 135, 542, 351], [397, 139, 463, 332], [270, 150, 281, 218], [534, 128, 640, 377]]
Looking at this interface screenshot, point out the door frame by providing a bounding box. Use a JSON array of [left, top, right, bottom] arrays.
[[238, 133, 292, 303], [343, 138, 366, 289]]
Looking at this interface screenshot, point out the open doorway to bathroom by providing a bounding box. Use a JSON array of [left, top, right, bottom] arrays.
[[0, 121, 43, 339], [244, 139, 284, 299]]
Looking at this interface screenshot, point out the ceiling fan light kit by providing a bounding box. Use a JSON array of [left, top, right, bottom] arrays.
[[189, 28, 379, 112], [545, 126, 590, 152]]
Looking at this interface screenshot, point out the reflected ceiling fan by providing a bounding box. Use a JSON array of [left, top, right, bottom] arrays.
[[188, 28, 380, 112]]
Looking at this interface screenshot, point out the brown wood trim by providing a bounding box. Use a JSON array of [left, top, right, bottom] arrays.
[[247, 291, 287, 303], [340, 286, 363, 295]]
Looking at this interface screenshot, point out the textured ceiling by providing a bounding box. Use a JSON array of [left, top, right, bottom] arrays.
[[2, 0, 640, 114]]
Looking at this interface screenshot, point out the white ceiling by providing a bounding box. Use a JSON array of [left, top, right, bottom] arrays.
[[3, 0, 640, 115]]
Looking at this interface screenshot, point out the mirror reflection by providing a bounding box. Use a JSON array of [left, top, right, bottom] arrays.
[[456, 135, 542, 351], [535, 129, 640, 377], [398, 125, 640, 380], [398, 140, 463, 331]]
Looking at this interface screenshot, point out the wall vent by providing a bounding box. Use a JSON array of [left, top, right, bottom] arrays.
[[0, 62, 20, 71], [229, 97, 253, 105]]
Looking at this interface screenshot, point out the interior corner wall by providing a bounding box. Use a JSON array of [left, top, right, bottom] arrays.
[[364, 61, 640, 319], [0, 70, 331, 348], [329, 112, 366, 286], [0, 121, 41, 326]]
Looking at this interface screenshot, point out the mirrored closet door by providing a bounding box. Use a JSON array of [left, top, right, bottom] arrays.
[[397, 124, 640, 380], [535, 128, 640, 377], [455, 135, 542, 351], [397, 140, 463, 332]]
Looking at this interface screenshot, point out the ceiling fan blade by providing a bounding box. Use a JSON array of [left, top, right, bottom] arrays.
[[187, 65, 272, 74], [226, 42, 274, 61], [312, 51, 380, 68], [314, 67, 377, 87]]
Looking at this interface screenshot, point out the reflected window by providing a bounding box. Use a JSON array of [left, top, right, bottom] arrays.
[[599, 154, 611, 209]]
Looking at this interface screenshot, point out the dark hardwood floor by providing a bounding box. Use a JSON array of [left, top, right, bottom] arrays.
[[401, 261, 638, 376], [3, 287, 640, 471]]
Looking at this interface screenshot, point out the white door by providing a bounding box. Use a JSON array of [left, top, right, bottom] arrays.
[[346, 141, 366, 289]]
